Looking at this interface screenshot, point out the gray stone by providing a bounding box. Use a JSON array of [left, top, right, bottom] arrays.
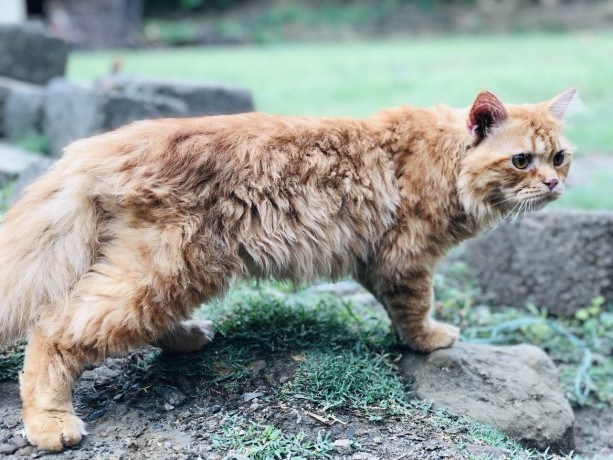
[[459, 211, 613, 316], [0, 143, 43, 189], [100, 75, 255, 117], [0, 23, 70, 85], [154, 386, 187, 407], [43, 79, 101, 157], [0, 76, 42, 137], [100, 91, 188, 132], [3, 82, 44, 142], [399, 342, 574, 453], [0, 443, 18, 455], [43, 79, 191, 156], [333, 439, 353, 455], [9, 157, 56, 205]]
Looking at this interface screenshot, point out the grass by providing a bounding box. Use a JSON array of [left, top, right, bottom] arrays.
[[68, 33, 613, 153], [67, 33, 613, 210], [286, 349, 409, 415], [211, 416, 335, 459]]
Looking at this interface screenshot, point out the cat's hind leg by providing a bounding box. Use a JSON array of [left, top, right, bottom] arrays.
[[20, 250, 209, 450], [153, 319, 215, 354]]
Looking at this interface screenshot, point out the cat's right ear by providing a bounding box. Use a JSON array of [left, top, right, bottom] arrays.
[[467, 91, 509, 144]]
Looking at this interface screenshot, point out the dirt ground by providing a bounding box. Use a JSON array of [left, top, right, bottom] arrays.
[[1, 349, 612, 459]]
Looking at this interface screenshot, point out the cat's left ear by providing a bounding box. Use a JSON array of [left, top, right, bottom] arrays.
[[547, 87, 579, 121], [467, 91, 509, 143]]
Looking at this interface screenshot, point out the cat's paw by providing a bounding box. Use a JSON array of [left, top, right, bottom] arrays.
[[157, 319, 215, 354], [182, 319, 215, 351], [403, 320, 459, 353], [23, 411, 87, 451]]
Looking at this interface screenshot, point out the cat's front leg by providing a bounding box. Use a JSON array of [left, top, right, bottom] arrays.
[[376, 270, 459, 352]]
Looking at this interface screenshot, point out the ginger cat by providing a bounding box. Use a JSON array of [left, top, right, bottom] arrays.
[[0, 89, 575, 450]]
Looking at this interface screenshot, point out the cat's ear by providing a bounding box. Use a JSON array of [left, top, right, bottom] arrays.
[[547, 88, 579, 121], [467, 91, 509, 143]]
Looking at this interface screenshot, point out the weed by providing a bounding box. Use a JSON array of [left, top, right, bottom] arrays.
[[286, 349, 409, 414], [0, 340, 25, 381], [212, 415, 334, 459]]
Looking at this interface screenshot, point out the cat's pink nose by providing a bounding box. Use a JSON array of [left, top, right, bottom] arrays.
[[544, 179, 559, 191]]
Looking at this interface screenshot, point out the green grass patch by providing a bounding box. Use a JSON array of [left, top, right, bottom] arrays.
[[0, 340, 25, 381], [68, 34, 613, 155], [212, 416, 334, 459], [286, 349, 408, 415], [150, 281, 392, 391]]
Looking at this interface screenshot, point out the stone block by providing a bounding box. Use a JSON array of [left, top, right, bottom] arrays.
[[3, 83, 43, 142], [0, 23, 70, 85], [43, 79, 189, 156], [100, 75, 255, 116], [0, 143, 43, 189], [0, 76, 42, 138], [459, 211, 613, 316]]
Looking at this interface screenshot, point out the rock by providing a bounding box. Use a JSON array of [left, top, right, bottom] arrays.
[[0, 143, 43, 188], [43, 76, 255, 156], [242, 392, 264, 401], [459, 211, 613, 316], [8, 157, 55, 205], [0, 443, 18, 455], [43, 79, 101, 157], [3, 82, 43, 143], [0, 23, 70, 85], [88, 409, 106, 421], [43, 79, 187, 156], [79, 363, 122, 387], [399, 342, 574, 453], [100, 75, 255, 117], [333, 439, 353, 455], [154, 386, 187, 407], [0, 76, 43, 138]]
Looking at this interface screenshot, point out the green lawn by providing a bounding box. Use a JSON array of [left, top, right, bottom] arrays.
[[68, 33, 613, 209]]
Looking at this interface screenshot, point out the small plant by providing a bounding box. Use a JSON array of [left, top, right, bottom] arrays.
[[0, 340, 25, 381], [212, 416, 334, 459], [286, 349, 409, 414]]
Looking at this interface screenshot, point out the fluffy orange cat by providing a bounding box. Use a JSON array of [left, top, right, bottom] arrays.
[[0, 89, 575, 450]]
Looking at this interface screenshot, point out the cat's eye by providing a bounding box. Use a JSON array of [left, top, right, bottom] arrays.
[[512, 153, 531, 170], [553, 150, 565, 167]]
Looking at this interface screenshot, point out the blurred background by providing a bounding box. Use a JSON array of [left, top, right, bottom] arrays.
[[1, 0, 612, 210]]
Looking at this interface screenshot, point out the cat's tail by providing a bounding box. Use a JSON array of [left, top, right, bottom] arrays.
[[0, 157, 97, 345]]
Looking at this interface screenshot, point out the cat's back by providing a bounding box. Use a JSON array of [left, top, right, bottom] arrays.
[[61, 112, 400, 283]]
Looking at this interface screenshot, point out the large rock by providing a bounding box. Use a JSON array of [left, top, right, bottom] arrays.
[[44, 77, 255, 156], [3, 82, 43, 143], [459, 211, 613, 316], [43, 79, 188, 156], [0, 143, 43, 188], [0, 77, 42, 138], [100, 75, 255, 117], [0, 23, 70, 85], [8, 157, 56, 205], [400, 342, 575, 453]]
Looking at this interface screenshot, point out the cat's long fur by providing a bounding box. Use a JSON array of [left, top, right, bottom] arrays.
[[0, 89, 575, 450]]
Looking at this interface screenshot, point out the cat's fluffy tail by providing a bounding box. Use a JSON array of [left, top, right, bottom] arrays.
[[0, 158, 96, 345]]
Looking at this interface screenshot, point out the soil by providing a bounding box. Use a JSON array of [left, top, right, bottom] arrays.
[[0, 350, 612, 459]]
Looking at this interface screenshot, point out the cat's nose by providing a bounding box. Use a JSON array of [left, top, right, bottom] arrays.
[[544, 178, 559, 191]]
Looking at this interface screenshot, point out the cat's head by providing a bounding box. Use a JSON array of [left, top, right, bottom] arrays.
[[457, 88, 577, 224]]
